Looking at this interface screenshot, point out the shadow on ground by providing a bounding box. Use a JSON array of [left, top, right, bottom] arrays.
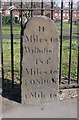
[[2, 79, 21, 103]]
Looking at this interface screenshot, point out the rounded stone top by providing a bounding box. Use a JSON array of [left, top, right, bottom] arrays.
[[24, 16, 58, 39]]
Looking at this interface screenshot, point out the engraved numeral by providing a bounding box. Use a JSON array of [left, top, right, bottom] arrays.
[[39, 26, 45, 32]]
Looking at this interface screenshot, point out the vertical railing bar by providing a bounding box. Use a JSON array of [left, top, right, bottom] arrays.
[[0, 0, 4, 90], [10, 0, 14, 88], [69, 1, 71, 23], [1, 40, 4, 91], [68, 1, 73, 84], [31, 0, 33, 17], [41, 0, 44, 15], [77, 20, 79, 84], [59, 0, 63, 84], [20, 0, 23, 102], [51, 0, 54, 20]]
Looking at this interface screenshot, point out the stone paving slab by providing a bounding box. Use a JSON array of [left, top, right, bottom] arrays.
[[2, 96, 77, 118]]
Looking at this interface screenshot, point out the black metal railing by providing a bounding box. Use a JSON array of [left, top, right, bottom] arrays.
[[1, 0, 79, 94]]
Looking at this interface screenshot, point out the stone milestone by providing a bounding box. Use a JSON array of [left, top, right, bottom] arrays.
[[22, 16, 59, 104]]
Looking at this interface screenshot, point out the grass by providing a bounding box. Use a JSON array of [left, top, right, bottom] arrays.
[[3, 39, 20, 82], [56, 22, 77, 30], [56, 22, 78, 36], [2, 24, 21, 34], [62, 39, 78, 80], [2, 23, 78, 82]]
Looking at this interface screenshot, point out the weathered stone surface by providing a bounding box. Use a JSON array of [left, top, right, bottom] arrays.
[[22, 16, 59, 104]]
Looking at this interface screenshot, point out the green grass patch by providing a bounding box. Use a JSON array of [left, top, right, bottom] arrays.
[[56, 22, 77, 36], [56, 22, 77, 29], [2, 24, 21, 34], [62, 39, 78, 79], [3, 39, 20, 82]]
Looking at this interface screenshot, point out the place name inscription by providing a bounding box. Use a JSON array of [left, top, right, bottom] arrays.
[[25, 78, 56, 86]]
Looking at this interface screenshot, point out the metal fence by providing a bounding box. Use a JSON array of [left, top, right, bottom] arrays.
[[0, 0, 79, 102]]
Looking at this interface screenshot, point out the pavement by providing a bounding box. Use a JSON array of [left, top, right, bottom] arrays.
[[1, 95, 78, 118]]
